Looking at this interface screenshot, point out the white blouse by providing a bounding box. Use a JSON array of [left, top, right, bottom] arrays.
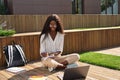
[[40, 32, 64, 55]]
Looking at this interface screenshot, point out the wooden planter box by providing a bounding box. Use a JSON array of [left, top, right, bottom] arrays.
[[0, 27, 120, 67]]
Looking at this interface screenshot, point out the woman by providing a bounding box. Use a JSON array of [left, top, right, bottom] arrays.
[[40, 14, 80, 71]]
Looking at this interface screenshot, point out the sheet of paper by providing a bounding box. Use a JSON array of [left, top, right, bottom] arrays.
[[67, 63, 79, 68], [6, 67, 26, 73]]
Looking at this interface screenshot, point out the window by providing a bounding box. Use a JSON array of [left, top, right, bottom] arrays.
[[72, 0, 83, 14], [101, 0, 118, 14]]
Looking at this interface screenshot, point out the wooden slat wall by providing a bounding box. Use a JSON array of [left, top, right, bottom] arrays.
[[1, 28, 120, 67], [0, 14, 120, 33]]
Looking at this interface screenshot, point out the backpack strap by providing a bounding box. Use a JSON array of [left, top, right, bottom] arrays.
[[10, 45, 13, 66], [7, 45, 13, 67], [6, 46, 10, 67], [15, 45, 27, 64]]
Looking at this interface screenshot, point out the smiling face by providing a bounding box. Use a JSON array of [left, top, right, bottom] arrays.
[[49, 20, 57, 32]]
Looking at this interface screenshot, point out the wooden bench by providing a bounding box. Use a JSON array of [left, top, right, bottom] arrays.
[[1, 28, 120, 67]]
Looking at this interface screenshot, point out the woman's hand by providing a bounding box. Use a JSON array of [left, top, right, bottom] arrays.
[[49, 51, 61, 56], [54, 51, 61, 56], [41, 52, 48, 57]]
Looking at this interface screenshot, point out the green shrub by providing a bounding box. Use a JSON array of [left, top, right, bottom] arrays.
[[0, 21, 16, 36], [0, 29, 16, 36]]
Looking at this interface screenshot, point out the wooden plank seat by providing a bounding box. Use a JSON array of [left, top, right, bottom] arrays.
[[0, 61, 120, 80]]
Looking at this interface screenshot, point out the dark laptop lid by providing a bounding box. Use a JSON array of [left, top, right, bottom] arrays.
[[63, 65, 90, 80]]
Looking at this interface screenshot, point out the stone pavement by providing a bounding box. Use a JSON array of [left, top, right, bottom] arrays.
[[94, 46, 120, 56]]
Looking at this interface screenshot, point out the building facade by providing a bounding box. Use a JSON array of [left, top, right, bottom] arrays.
[[4, 0, 120, 14], [83, 0, 101, 14], [118, 0, 120, 14], [6, 0, 72, 14], [73, 0, 120, 14]]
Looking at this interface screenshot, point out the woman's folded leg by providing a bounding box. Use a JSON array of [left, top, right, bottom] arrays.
[[55, 53, 80, 65]]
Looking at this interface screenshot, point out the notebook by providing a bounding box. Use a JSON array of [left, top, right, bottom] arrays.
[[6, 67, 26, 74]]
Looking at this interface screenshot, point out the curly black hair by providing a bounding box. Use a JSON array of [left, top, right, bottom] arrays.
[[40, 14, 64, 36]]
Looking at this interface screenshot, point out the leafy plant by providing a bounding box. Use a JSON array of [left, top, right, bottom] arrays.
[[101, 0, 115, 12], [0, 29, 16, 36], [0, 21, 16, 36]]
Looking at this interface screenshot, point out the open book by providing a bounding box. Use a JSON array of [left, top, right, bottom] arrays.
[[6, 67, 26, 73]]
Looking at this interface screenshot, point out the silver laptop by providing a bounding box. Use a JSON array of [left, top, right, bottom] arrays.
[[63, 65, 90, 80]]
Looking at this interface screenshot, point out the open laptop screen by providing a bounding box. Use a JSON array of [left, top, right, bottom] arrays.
[[63, 66, 90, 80]]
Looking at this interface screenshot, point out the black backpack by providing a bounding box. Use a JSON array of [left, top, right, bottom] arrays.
[[3, 42, 27, 67]]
